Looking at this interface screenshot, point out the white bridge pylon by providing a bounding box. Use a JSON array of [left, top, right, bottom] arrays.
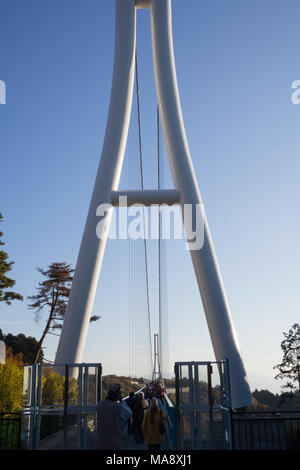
[[55, 0, 252, 409]]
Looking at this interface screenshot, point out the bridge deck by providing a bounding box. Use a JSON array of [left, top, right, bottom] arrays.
[[122, 432, 169, 451]]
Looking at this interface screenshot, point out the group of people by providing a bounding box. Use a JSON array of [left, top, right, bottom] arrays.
[[96, 381, 166, 451], [143, 381, 165, 403]]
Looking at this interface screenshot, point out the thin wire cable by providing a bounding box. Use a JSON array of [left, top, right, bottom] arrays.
[[128, 119, 133, 378], [135, 49, 153, 369], [157, 106, 170, 381], [157, 106, 160, 192], [157, 105, 162, 384]]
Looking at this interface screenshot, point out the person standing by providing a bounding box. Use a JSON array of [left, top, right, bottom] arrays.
[[142, 397, 166, 450], [125, 391, 136, 435], [96, 383, 132, 450], [132, 392, 149, 444]]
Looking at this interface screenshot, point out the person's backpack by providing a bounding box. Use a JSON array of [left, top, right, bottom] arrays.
[[158, 410, 166, 434]]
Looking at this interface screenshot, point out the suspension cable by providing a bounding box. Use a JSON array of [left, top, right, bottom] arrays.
[[157, 105, 162, 382], [135, 49, 153, 369], [157, 107, 170, 384], [157, 106, 160, 192], [128, 118, 133, 378]]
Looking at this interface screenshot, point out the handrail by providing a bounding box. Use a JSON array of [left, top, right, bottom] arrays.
[[232, 409, 300, 415], [163, 393, 176, 450]]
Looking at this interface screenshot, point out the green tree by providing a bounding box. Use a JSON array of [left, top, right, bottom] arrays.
[[251, 389, 280, 410], [0, 213, 23, 305], [42, 368, 65, 405], [274, 323, 300, 392], [0, 347, 23, 413], [0, 330, 43, 364], [28, 262, 73, 364], [42, 368, 78, 406], [28, 262, 100, 364]]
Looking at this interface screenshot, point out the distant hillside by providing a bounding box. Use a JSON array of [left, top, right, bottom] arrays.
[[101, 375, 145, 399], [100, 376, 300, 412], [249, 389, 300, 412]]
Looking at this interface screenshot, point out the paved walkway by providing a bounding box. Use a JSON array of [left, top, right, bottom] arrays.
[[122, 432, 169, 451]]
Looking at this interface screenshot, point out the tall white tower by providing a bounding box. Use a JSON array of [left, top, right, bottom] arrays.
[[55, 0, 252, 409]]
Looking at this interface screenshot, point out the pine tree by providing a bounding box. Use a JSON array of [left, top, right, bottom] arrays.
[[274, 323, 300, 392], [28, 262, 100, 363], [0, 213, 23, 305]]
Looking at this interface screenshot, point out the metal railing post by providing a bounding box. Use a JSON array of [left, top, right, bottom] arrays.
[[63, 364, 69, 449]]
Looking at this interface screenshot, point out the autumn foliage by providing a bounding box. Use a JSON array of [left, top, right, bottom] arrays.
[[0, 347, 24, 413]]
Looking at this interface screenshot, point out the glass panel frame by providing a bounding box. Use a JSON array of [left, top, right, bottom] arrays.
[[175, 359, 232, 450], [20, 363, 101, 450]]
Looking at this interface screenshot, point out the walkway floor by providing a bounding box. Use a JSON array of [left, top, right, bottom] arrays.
[[122, 433, 169, 451]]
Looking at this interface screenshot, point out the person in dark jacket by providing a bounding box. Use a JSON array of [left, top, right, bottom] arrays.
[[125, 392, 136, 435], [96, 384, 132, 450], [132, 392, 149, 444]]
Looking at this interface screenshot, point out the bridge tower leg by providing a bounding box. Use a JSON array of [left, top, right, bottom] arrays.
[[55, 0, 136, 368]]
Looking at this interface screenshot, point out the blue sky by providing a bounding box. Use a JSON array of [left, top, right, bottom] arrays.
[[1, 0, 300, 393]]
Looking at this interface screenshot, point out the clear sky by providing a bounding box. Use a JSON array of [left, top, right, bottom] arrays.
[[1, 0, 300, 393]]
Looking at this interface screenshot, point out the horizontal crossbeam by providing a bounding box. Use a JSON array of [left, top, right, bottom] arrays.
[[111, 189, 181, 206]]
